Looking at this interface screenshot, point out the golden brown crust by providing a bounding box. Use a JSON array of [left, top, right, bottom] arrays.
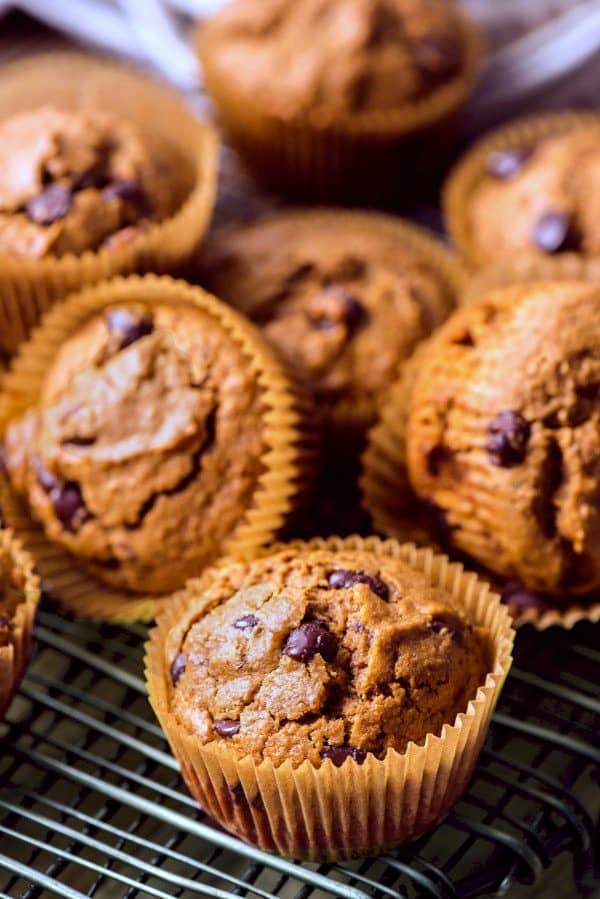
[[369, 282, 600, 599], [0, 107, 172, 259], [166, 546, 490, 766]]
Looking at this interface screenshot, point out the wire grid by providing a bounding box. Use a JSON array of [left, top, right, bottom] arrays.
[[0, 609, 598, 899]]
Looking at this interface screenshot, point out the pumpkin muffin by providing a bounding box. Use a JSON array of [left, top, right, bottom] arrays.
[[363, 282, 600, 612], [166, 547, 490, 765], [444, 113, 600, 267], [200, 210, 462, 443], [0, 529, 40, 718], [198, 0, 482, 198], [0, 277, 312, 612], [148, 536, 513, 858], [0, 107, 173, 259]]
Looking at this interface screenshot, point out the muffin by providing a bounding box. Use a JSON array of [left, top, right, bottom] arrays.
[[0, 529, 41, 718], [444, 112, 600, 268], [0, 51, 217, 353], [362, 282, 600, 627], [0, 107, 173, 259], [147, 536, 513, 859], [198, 0, 483, 199], [200, 209, 463, 445], [0, 275, 313, 621]]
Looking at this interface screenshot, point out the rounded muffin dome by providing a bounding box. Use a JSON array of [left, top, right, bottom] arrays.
[[403, 282, 600, 596], [0, 106, 172, 258], [201, 210, 460, 438], [166, 545, 490, 767], [200, 0, 467, 122]]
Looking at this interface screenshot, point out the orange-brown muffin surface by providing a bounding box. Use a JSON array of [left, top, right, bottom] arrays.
[[201, 211, 456, 435], [2, 302, 267, 594], [0, 106, 172, 258], [166, 547, 490, 767], [404, 282, 600, 597], [200, 0, 466, 123], [467, 130, 600, 261]]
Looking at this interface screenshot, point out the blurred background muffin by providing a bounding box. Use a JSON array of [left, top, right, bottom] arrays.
[[198, 0, 483, 200], [444, 111, 600, 267], [0, 106, 173, 259]]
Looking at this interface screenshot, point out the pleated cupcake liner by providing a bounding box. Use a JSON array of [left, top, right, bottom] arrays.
[[0, 528, 41, 718], [146, 534, 514, 861], [0, 274, 316, 622], [198, 15, 484, 201], [443, 110, 600, 269], [0, 50, 218, 355], [360, 323, 600, 631]]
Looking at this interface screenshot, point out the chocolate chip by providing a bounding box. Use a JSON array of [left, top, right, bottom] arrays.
[[501, 581, 549, 612], [426, 444, 453, 477], [102, 180, 146, 206], [486, 411, 531, 467], [214, 718, 241, 738], [341, 293, 365, 330], [486, 148, 531, 180], [283, 620, 338, 663], [0, 614, 10, 629], [321, 746, 367, 767], [328, 569, 389, 602], [26, 183, 72, 225], [170, 652, 187, 685], [413, 36, 459, 79], [106, 309, 154, 350], [52, 482, 89, 532], [431, 617, 463, 644], [533, 211, 579, 254], [233, 614, 259, 630]]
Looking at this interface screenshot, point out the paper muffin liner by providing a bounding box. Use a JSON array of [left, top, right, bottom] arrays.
[[443, 110, 600, 269], [146, 535, 513, 861], [361, 354, 600, 631], [462, 256, 600, 305], [199, 15, 483, 201], [0, 275, 316, 623], [0, 528, 41, 718], [0, 50, 218, 355]]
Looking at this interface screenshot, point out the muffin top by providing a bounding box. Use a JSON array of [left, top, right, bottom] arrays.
[[467, 129, 600, 261], [201, 211, 455, 432], [0, 106, 171, 259], [2, 302, 267, 594], [200, 0, 467, 122], [404, 282, 600, 597], [165, 546, 490, 767]]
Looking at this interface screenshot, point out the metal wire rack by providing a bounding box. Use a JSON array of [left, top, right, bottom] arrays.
[[0, 606, 598, 899]]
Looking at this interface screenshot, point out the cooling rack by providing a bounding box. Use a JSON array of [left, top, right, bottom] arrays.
[[0, 606, 598, 899]]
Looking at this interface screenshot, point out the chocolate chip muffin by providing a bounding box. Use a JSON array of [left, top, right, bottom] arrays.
[[148, 536, 512, 859], [164, 544, 490, 766], [444, 114, 600, 267], [198, 0, 482, 198], [201, 210, 461, 442], [0, 278, 311, 603], [0, 529, 40, 717], [365, 282, 600, 602], [0, 106, 172, 259]]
